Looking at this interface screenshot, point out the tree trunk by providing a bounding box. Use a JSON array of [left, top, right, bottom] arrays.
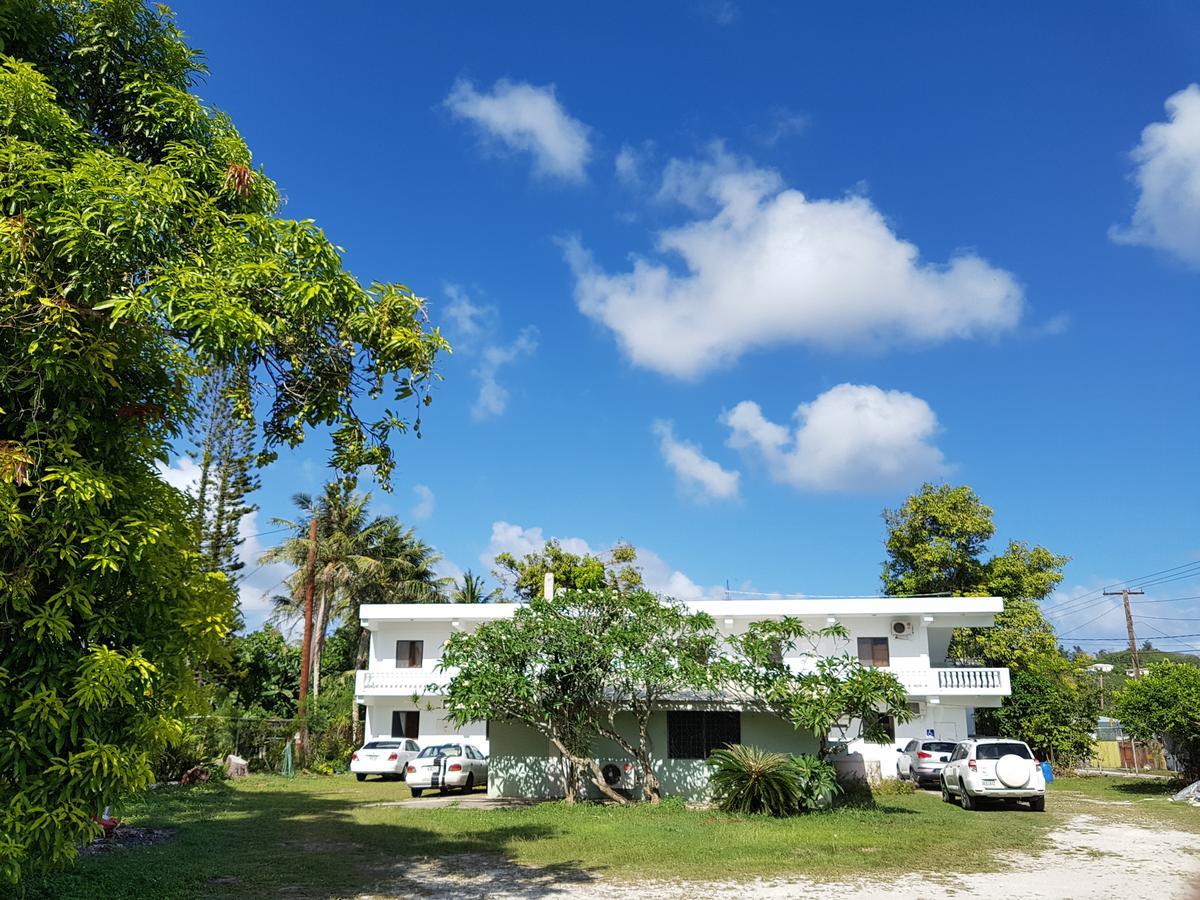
[[600, 723, 659, 804], [548, 738, 627, 804], [310, 586, 329, 699]]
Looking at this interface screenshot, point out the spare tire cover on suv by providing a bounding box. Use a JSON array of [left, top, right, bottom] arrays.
[[995, 754, 1031, 788]]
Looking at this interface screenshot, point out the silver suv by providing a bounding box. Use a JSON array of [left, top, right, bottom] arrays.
[[940, 738, 1046, 811], [897, 739, 957, 786]]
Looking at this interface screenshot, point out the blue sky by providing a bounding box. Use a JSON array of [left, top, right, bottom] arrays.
[[163, 1, 1200, 652]]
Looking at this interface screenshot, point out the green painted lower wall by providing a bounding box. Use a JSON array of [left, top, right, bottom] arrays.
[[487, 711, 820, 801]]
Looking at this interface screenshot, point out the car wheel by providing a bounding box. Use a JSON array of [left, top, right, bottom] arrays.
[[355, 773, 366, 782], [960, 786, 976, 811], [411, 788, 423, 798], [464, 773, 475, 794], [1029, 797, 1045, 812], [941, 778, 952, 803]]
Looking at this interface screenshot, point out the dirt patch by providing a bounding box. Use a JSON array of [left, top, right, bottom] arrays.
[[358, 814, 1200, 899], [80, 826, 176, 856]]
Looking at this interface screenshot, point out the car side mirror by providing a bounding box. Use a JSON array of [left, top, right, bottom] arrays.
[[896, 748, 903, 752]]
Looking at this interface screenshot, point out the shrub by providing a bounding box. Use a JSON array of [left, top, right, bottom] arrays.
[[791, 754, 842, 810], [707, 745, 802, 816], [871, 777, 917, 796]]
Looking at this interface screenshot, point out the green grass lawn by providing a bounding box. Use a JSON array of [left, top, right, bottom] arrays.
[[19, 774, 1190, 899]]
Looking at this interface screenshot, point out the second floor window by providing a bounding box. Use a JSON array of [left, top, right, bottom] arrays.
[[396, 640, 424, 668], [857, 637, 890, 668]]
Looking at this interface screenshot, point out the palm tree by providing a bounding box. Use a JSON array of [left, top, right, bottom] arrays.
[[450, 569, 502, 604], [263, 483, 450, 701]]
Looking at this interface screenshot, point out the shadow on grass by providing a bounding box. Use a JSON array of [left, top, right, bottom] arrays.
[[20, 780, 602, 900], [1108, 779, 1186, 796]]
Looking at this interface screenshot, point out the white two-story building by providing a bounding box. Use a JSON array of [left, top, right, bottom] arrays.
[[354, 597, 1011, 799]]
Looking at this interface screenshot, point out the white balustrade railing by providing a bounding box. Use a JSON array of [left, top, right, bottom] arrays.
[[354, 668, 453, 696]]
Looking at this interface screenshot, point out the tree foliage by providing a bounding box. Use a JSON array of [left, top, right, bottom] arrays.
[[720, 619, 912, 758], [880, 484, 1091, 764], [450, 569, 502, 604], [494, 539, 641, 600], [190, 365, 260, 590], [0, 1, 443, 880], [1113, 661, 1200, 779]]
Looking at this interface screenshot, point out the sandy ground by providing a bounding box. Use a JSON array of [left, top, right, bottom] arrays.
[[364, 812, 1200, 900]]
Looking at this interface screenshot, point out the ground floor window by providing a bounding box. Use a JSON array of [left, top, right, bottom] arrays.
[[391, 710, 419, 739], [667, 711, 740, 759]]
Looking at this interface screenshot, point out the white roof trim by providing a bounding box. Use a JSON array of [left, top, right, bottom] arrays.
[[359, 596, 1004, 627]]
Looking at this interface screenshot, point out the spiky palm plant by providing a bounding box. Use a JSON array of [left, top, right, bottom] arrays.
[[706, 745, 803, 817]]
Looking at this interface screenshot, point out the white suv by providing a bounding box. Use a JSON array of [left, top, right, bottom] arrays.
[[940, 738, 1046, 811]]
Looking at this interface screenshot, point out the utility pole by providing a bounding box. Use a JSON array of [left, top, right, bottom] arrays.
[[1104, 589, 1146, 678], [298, 516, 318, 759], [1104, 588, 1145, 773]]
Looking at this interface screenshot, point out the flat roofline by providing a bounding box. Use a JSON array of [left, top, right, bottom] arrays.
[[360, 596, 1004, 624]]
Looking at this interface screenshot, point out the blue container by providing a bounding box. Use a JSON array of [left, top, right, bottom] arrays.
[[1041, 761, 1054, 784]]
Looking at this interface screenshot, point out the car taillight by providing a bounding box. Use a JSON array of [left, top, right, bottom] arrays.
[[406, 765, 416, 774], [351, 752, 358, 761], [623, 763, 633, 773], [916, 751, 931, 759], [387, 752, 398, 761], [967, 758, 977, 770], [448, 763, 462, 772]]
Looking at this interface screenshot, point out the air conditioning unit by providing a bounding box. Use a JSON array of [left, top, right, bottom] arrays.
[[599, 760, 636, 790], [891, 619, 915, 639]]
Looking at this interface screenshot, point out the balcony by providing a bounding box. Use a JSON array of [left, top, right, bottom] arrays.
[[889, 666, 1010, 696], [354, 668, 452, 698]]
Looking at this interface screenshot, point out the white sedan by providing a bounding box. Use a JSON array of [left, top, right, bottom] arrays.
[[350, 738, 421, 781], [405, 743, 488, 796]]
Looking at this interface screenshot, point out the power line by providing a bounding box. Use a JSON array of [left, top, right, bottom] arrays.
[[1134, 594, 1200, 605], [1041, 560, 1200, 618], [1057, 604, 1122, 637]]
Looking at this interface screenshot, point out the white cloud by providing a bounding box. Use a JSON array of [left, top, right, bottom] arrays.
[[472, 327, 538, 420], [444, 283, 491, 341], [156, 457, 201, 493], [480, 521, 725, 600], [445, 78, 592, 182], [652, 420, 740, 502], [236, 510, 295, 625], [722, 383, 947, 492], [441, 284, 537, 422], [699, 0, 739, 25], [1111, 84, 1200, 267], [753, 107, 809, 147], [411, 484, 435, 521], [566, 143, 1024, 379]]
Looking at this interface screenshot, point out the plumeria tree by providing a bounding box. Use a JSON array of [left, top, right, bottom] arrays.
[[720, 619, 912, 759], [0, 0, 443, 880]]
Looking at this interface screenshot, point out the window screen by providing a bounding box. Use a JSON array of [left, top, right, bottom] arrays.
[[396, 640, 424, 668], [667, 711, 740, 759], [391, 710, 419, 739], [857, 637, 890, 667]]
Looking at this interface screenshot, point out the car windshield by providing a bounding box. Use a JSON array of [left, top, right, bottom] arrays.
[[977, 742, 1033, 760], [362, 741, 402, 749], [922, 742, 957, 753], [416, 744, 462, 759]]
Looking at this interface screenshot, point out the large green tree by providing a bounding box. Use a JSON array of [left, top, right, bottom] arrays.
[[0, 1, 443, 880], [494, 538, 641, 600], [189, 365, 260, 590], [1113, 661, 1200, 779], [880, 484, 1093, 763]]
